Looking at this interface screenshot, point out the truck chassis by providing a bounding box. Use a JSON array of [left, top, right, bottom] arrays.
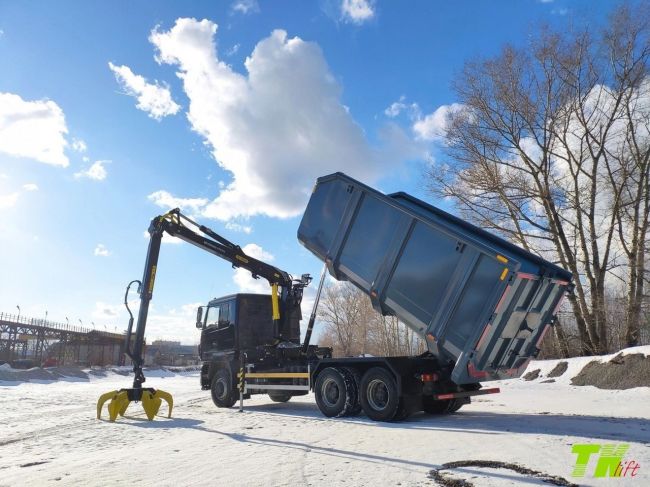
[[200, 352, 499, 421]]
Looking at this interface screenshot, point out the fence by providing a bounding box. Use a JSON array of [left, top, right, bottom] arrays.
[[0, 311, 125, 366]]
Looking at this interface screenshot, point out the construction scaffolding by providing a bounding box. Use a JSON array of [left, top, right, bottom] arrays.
[[0, 312, 126, 366]]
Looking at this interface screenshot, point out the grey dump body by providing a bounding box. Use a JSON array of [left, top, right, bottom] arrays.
[[298, 173, 573, 385]]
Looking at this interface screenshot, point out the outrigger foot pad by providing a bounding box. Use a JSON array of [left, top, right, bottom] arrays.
[[97, 388, 173, 421]]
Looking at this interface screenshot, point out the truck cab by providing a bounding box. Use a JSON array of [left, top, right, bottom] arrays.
[[197, 293, 276, 360], [196, 293, 319, 406]]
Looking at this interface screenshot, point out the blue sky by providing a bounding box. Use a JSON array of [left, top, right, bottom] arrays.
[[0, 0, 612, 344]]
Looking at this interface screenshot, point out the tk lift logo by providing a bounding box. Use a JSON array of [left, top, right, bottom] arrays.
[[572, 444, 640, 478]]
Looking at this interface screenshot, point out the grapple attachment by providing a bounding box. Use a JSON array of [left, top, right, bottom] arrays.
[[97, 387, 173, 421]]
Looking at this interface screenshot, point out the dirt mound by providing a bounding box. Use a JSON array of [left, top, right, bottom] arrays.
[[523, 369, 540, 381], [571, 353, 650, 389], [547, 361, 568, 378]]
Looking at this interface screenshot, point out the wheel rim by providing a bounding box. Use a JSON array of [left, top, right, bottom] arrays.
[[214, 378, 228, 400], [367, 379, 389, 411], [321, 377, 340, 407]]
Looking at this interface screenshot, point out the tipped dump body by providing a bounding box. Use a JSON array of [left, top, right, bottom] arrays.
[[298, 173, 573, 384]]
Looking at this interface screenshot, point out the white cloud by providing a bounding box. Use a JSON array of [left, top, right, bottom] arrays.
[[413, 103, 466, 141], [108, 62, 181, 120], [231, 0, 260, 15], [0, 192, 19, 209], [225, 44, 240, 56], [94, 244, 111, 257], [384, 96, 420, 119], [341, 0, 375, 24], [90, 298, 202, 343], [147, 189, 208, 215], [385, 101, 406, 118], [145, 302, 204, 344], [93, 301, 121, 319], [233, 243, 274, 293], [74, 160, 108, 181], [71, 138, 87, 152], [0, 92, 69, 166], [225, 221, 252, 234], [0, 181, 42, 210], [149, 19, 379, 221]]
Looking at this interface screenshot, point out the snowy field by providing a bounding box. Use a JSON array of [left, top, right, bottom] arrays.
[[1, 355, 649, 486]]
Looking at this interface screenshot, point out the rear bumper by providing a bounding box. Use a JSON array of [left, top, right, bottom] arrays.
[[432, 387, 500, 401]]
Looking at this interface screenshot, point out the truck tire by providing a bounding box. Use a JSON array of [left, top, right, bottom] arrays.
[[211, 368, 237, 408], [269, 393, 292, 403], [340, 367, 362, 416], [359, 367, 400, 421], [393, 397, 418, 421], [315, 367, 350, 417]]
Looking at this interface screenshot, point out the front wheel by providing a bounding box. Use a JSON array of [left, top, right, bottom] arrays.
[[359, 367, 400, 421], [211, 368, 237, 408], [269, 393, 292, 403]]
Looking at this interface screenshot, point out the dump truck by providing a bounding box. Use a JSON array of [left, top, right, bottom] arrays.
[[97, 172, 572, 422]]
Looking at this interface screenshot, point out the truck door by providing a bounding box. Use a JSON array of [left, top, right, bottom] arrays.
[[204, 301, 235, 351]]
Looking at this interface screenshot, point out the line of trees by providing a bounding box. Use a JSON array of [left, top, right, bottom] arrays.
[[426, 3, 650, 355], [316, 282, 425, 358]]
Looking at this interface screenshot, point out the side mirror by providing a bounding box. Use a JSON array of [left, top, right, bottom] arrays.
[[196, 307, 204, 329]]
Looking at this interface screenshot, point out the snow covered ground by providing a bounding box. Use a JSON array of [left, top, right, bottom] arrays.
[[1, 355, 649, 486]]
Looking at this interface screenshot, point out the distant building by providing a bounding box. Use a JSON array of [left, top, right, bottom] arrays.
[[144, 339, 199, 366]]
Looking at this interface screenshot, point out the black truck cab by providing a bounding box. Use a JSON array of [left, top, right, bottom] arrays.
[[198, 293, 277, 359]]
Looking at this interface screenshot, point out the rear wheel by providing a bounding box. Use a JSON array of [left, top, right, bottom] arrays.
[[393, 396, 418, 421], [269, 393, 292, 403], [315, 367, 348, 417], [359, 367, 400, 422], [423, 397, 463, 414], [341, 367, 362, 416], [211, 368, 237, 408]]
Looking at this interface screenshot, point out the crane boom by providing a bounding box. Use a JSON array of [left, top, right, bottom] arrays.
[[125, 208, 311, 389]]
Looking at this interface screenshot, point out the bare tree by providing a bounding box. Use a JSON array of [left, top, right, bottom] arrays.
[[317, 282, 427, 357], [317, 283, 371, 357], [427, 3, 650, 354]]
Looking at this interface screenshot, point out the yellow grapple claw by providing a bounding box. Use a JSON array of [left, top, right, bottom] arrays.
[[154, 390, 173, 418], [107, 391, 129, 421], [97, 387, 174, 421], [118, 398, 131, 417], [141, 390, 162, 420], [97, 390, 119, 420]]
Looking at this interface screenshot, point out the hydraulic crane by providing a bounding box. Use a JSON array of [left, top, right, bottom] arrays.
[[97, 208, 315, 421]]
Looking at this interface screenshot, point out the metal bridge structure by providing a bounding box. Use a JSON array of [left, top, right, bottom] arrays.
[[0, 312, 126, 366]]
